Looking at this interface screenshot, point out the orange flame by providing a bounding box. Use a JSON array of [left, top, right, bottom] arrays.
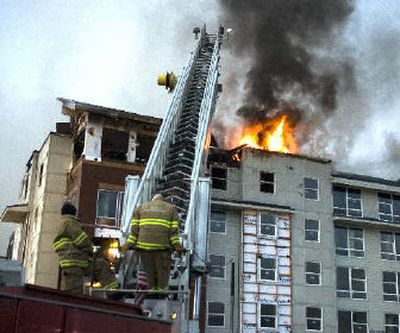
[[235, 116, 297, 154]]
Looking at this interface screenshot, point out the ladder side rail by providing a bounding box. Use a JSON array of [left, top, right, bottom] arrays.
[[120, 175, 141, 235], [183, 36, 220, 248], [184, 73, 218, 245], [178, 36, 220, 333], [179, 41, 220, 333], [120, 32, 205, 238]]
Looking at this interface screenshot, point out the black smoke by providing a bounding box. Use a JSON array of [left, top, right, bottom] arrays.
[[218, 0, 355, 147]]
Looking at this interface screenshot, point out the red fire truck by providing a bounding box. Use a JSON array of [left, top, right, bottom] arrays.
[[0, 284, 172, 333]]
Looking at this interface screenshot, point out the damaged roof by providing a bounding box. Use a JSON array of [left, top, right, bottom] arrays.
[[332, 171, 400, 188], [209, 146, 332, 164], [58, 97, 162, 125]]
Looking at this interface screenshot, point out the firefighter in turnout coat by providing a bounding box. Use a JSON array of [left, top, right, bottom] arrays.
[[52, 203, 118, 294], [126, 194, 185, 291]]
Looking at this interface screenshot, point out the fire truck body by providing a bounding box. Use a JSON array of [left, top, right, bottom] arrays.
[[0, 284, 172, 333]]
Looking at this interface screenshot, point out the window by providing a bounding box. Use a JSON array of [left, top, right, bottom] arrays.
[[96, 189, 124, 227], [21, 174, 30, 199], [333, 186, 362, 217], [306, 307, 322, 331], [101, 128, 129, 161], [38, 163, 44, 187], [259, 304, 276, 328], [305, 262, 321, 285], [260, 172, 274, 193], [381, 232, 400, 261], [334, 226, 364, 257], [305, 219, 320, 242], [385, 314, 399, 333], [207, 302, 225, 327], [304, 177, 319, 200], [259, 257, 276, 281], [336, 267, 366, 299], [338, 311, 368, 333], [211, 167, 227, 190], [74, 130, 85, 161], [259, 213, 277, 237], [210, 211, 226, 233], [379, 193, 400, 223], [136, 132, 157, 162], [383, 271, 400, 302], [209, 255, 225, 279]]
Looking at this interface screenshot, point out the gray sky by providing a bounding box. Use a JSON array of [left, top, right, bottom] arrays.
[[1, 1, 400, 213]]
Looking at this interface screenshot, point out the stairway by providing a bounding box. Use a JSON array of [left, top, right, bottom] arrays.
[[157, 34, 217, 226]]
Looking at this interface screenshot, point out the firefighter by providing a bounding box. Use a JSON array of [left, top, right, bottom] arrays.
[[52, 202, 118, 294], [124, 194, 185, 291], [91, 243, 119, 291]]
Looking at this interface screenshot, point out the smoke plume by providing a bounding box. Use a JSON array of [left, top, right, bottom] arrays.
[[216, 0, 355, 152]]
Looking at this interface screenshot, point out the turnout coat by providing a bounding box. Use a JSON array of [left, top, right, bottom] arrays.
[[127, 197, 181, 251]]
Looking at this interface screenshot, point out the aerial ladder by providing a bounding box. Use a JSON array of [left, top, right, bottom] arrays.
[[118, 26, 224, 333]]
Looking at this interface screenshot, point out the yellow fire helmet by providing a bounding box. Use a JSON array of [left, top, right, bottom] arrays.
[[157, 72, 177, 93]]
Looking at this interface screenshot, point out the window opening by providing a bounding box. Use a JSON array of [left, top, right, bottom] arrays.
[[259, 304, 276, 328], [306, 262, 321, 285], [385, 314, 399, 333], [210, 211, 226, 233], [209, 255, 225, 279], [306, 307, 322, 331], [260, 213, 277, 237], [211, 167, 227, 190], [304, 177, 319, 200], [305, 219, 320, 242], [207, 302, 225, 327], [259, 257, 276, 281], [381, 232, 400, 261], [260, 172, 274, 193], [38, 163, 44, 187], [333, 186, 362, 217], [96, 189, 124, 227], [383, 271, 400, 302], [338, 311, 367, 333], [335, 226, 364, 257], [101, 128, 129, 161], [379, 193, 400, 223], [336, 267, 366, 299]]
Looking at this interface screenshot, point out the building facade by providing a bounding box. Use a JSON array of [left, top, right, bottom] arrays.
[[205, 148, 400, 333], [2, 99, 400, 332], [59, 98, 161, 245], [1, 99, 161, 288], [1, 130, 73, 287]]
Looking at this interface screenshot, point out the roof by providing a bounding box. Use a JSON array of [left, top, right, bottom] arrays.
[[332, 171, 400, 188], [57, 98, 162, 126], [242, 147, 332, 164], [211, 146, 332, 164]]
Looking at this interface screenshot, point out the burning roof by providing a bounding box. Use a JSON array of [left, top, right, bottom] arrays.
[[227, 115, 298, 154], [209, 144, 331, 166]]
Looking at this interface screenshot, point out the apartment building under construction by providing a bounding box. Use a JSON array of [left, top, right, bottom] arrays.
[[2, 98, 400, 332]]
